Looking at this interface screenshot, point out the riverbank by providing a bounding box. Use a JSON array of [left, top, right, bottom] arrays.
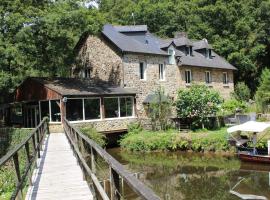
[[120, 127, 233, 152]]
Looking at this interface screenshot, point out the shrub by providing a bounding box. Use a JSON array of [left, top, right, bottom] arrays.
[[120, 128, 230, 152], [176, 84, 222, 129], [221, 98, 247, 115], [146, 87, 172, 131], [255, 68, 270, 113], [127, 122, 142, 134], [80, 127, 107, 147], [232, 82, 251, 102]]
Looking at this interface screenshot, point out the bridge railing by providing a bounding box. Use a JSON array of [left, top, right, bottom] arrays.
[[0, 118, 49, 200], [63, 118, 160, 200]]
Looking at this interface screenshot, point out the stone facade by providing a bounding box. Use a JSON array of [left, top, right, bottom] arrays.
[[73, 118, 137, 133], [73, 36, 234, 119], [73, 35, 123, 85]]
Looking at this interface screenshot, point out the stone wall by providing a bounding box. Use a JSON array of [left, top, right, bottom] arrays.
[[123, 54, 180, 118], [180, 66, 234, 99], [73, 35, 123, 86], [73, 118, 137, 133], [123, 54, 234, 118]]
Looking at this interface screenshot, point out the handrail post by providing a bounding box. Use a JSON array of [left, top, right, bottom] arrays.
[[13, 152, 23, 200], [110, 167, 121, 200], [32, 134, 38, 168], [25, 141, 33, 186], [36, 129, 40, 158], [90, 147, 96, 174]]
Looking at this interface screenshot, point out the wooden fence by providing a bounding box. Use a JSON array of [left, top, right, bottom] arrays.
[[63, 118, 160, 200], [0, 118, 49, 200]]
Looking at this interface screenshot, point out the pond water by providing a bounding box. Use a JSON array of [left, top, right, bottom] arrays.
[[107, 148, 270, 200]]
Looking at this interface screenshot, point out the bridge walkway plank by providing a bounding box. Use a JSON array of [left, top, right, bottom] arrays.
[[25, 133, 93, 200]]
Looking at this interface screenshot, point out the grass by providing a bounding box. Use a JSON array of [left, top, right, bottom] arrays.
[[0, 128, 33, 200], [120, 127, 232, 152]]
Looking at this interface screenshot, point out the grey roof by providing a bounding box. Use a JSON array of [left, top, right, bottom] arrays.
[[102, 24, 168, 55], [159, 37, 193, 48], [100, 24, 236, 70], [143, 93, 169, 104], [174, 49, 236, 70], [193, 39, 213, 50], [30, 77, 136, 96], [114, 25, 148, 32], [173, 37, 193, 47]]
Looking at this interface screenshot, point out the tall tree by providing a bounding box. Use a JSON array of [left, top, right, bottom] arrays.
[[0, 0, 104, 103]]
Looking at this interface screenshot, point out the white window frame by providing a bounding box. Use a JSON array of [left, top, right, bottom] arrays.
[[66, 97, 102, 122], [205, 71, 212, 84], [223, 72, 228, 85], [139, 62, 146, 80], [168, 46, 175, 65], [103, 96, 135, 120], [185, 70, 192, 84], [159, 64, 165, 80]]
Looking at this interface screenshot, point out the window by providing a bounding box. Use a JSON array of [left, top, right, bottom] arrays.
[[168, 48, 175, 64], [205, 71, 212, 84], [223, 72, 228, 84], [50, 100, 61, 122], [139, 62, 146, 80], [159, 64, 165, 80], [104, 98, 119, 118], [185, 46, 193, 56], [120, 97, 133, 117], [104, 97, 134, 118], [206, 49, 212, 59], [80, 68, 91, 78], [66, 99, 83, 121], [185, 70, 192, 84], [84, 98, 100, 120], [84, 69, 91, 78], [40, 101, 49, 120]]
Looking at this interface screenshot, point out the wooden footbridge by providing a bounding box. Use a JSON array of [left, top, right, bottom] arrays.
[[0, 118, 160, 200]]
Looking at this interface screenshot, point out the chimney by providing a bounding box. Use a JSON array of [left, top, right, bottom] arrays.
[[174, 32, 187, 38]]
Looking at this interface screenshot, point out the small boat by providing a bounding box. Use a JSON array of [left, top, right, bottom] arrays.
[[227, 121, 270, 164], [238, 152, 270, 164]]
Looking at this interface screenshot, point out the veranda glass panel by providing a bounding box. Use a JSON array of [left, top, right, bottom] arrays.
[[66, 99, 83, 121], [50, 100, 61, 122], [104, 98, 119, 118], [40, 101, 49, 119], [120, 97, 133, 117], [84, 99, 100, 120]]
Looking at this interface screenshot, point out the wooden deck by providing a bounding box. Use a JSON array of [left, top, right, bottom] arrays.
[[26, 133, 93, 200]]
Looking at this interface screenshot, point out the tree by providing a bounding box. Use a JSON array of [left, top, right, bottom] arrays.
[[0, 0, 104, 103], [146, 87, 172, 131], [255, 68, 270, 113], [176, 85, 222, 129], [232, 82, 251, 102]]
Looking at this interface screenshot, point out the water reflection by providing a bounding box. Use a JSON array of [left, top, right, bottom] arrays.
[[107, 148, 270, 200]]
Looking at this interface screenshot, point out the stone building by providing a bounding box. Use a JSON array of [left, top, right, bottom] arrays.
[[73, 24, 236, 118]]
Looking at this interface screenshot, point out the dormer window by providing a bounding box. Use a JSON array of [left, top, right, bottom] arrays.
[[206, 49, 212, 59], [185, 46, 193, 56], [168, 47, 175, 64]]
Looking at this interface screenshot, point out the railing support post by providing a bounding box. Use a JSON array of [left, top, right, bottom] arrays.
[[91, 147, 96, 174], [13, 152, 23, 200], [110, 167, 121, 200], [36, 129, 40, 158], [25, 142, 33, 186]]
